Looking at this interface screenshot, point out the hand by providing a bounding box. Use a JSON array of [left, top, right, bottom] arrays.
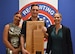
[[12, 49, 19, 54], [22, 48, 30, 54], [42, 27, 48, 38], [42, 27, 47, 33]]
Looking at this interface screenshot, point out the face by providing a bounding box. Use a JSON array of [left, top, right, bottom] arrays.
[[14, 13, 22, 23], [30, 6, 39, 17], [54, 13, 62, 25]]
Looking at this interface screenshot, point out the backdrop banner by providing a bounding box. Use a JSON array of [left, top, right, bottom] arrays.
[[19, 0, 58, 54]]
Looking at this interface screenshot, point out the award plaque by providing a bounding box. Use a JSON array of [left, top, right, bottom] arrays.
[[26, 21, 44, 54]]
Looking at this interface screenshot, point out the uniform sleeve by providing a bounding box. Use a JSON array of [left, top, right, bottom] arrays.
[[21, 21, 26, 38]]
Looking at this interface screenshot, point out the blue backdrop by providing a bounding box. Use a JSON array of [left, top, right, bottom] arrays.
[[58, 0, 75, 54], [0, 0, 19, 54], [0, 0, 75, 54]]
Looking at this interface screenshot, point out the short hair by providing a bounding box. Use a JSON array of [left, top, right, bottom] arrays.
[[31, 4, 39, 9]]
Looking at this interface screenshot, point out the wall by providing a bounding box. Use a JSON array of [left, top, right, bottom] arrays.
[[0, 0, 19, 54], [59, 0, 75, 54]]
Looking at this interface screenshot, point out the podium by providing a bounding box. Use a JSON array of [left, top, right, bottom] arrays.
[[26, 21, 44, 54]]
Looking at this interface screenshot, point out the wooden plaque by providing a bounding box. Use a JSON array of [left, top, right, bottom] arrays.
[[26, 21, 44, 54]]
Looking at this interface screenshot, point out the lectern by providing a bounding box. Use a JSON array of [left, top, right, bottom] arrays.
[[26, 21, 44, 54]]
